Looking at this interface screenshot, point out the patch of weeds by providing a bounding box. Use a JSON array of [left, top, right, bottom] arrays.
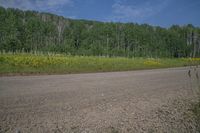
[[1, 53, 200, 75], [70, 126, 80, 132], [107, 126, 119, 133], [192, 100, 200, 131], [189, 65, 200, 131]]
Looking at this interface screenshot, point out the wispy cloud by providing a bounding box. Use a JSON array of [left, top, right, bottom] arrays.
[[0, 0, 73, 12], [109, 0, 170, 22]]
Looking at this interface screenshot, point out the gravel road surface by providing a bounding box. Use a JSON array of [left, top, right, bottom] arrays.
[[0, 67, 199, 132]]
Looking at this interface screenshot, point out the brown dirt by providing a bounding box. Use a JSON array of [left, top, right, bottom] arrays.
[[0, 67, 199, 133]]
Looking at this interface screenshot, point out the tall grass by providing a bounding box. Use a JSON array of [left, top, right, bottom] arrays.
[[0, 53, 200, 75]]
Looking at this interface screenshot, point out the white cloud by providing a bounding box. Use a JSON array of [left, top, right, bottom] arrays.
[[0, 0, 73, 11], [110, 0, 170, 22]]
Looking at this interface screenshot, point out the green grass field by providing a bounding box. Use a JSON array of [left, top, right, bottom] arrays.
[[0, 53, 200, 75]]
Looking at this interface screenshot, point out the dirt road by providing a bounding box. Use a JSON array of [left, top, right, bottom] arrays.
[[0, 67, 199, 132]]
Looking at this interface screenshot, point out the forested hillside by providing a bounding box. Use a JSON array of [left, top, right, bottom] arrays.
[[0, 6, 200, 58]]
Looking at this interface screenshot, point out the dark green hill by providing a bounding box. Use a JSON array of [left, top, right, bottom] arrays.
[[0, 6, 200, 57]]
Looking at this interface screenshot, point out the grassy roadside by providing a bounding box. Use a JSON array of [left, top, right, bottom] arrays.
[[183, 65, 200, 132], [0, 53, 200, 75], [190, 67, 200, 132], [193, 100, 200, 131]]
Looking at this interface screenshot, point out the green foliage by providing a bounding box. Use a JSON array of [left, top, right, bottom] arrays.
[[0, 53, 199, 75], [0, 6, 200, 57]]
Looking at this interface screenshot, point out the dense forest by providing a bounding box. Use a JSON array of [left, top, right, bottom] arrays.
[[0, 6, 200, 58]]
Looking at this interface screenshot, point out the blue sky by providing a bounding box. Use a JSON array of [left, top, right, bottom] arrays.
[[0, 0, 200, 27]]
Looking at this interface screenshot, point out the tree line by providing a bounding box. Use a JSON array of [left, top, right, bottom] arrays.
[[0, 6, 200, 58]]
